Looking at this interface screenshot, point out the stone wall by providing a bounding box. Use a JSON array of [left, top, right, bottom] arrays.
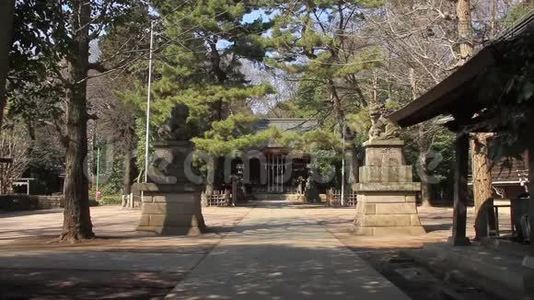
[[36, 195, 64, 209], [0, 194, 65, 211]]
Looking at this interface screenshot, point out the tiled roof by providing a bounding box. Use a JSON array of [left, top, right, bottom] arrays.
[[254, 118, 318, 132], [491, 156, 529, 184], [470, 154, 529, 185]]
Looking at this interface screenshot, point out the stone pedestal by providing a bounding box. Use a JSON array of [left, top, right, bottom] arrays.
[[353, 139, 425, 236], [135, 183, 206, 235], [135, 140, 206, 235]]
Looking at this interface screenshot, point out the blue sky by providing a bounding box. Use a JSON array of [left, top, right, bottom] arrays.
[[242, 9, 274, 23], [217, 9, 276, 50]]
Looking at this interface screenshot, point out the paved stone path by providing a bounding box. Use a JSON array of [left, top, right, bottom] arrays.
[[0, 202, 489, 299], [166, 201, 409, 299]]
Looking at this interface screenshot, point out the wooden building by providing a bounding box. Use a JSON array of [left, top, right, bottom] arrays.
[[389, 11, 534, 257], [477, 153, 530, 201], [241, 118, 317, 194]]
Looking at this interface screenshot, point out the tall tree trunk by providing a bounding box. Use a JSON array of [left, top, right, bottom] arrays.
[[205, 156, 216, 194], [456, 0, 473, 63], [0, 0, 15, 132], [346, 145, 359, 186], [417, 129, 432, 206], [490, 0, 497, 39], [457, 0, 495, 238], [325, 9, 361, 188], [471, 133, 494, 239], [207, 39, 227, 189], [410, 68, 432, 205], [328, 79, 359, 185], [61, 0, 94, 241]]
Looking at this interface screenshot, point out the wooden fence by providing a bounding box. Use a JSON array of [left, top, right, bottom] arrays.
[[326, 189, 357, 207], [202, 190, 231, 207]]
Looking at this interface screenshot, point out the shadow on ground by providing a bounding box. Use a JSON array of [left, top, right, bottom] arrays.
[[0, 243, 405, 300], [0, 269, 182, 300]]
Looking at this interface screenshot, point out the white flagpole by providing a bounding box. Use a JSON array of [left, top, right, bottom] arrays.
[[144, 21, 154, 183]]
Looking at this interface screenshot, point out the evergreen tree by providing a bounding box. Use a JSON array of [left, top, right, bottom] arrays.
[[10, 0, 145, 241], [141, 1, 275, 189], [265, 0, 384, 185]]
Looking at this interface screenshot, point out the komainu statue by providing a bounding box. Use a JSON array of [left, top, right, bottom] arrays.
[[157, 103, 193, 141], [149, 103, 194, 184], [368, 102, 400, 141]]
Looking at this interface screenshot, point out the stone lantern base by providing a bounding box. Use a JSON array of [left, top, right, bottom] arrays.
[[135, 183, 206, 235], [353, 183, 425, 235], [353, 139, 425, 236]]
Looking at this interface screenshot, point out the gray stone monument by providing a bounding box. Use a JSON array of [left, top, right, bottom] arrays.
[[353, 104, 425, 236], [135, 104, 206, 235]]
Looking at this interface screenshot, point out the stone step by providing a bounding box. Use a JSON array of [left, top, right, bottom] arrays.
[[250, 193, 329, 202], [250, 193, 302, 201]]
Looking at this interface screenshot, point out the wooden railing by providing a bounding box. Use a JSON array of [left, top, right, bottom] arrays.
[[202, 190, 231, 207], [326, 189, 357, 207]]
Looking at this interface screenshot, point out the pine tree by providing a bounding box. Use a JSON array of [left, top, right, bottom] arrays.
[[143, 1, 275, 189], [265, 0, 384, 186]]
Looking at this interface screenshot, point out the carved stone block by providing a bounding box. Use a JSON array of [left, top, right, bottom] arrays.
[[136, 184, 206, 236], [353, 139, 425, 236], [135, 140, 206, 236]]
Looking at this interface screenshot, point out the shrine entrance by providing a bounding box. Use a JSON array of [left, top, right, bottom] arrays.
[[244, 149, 310, 194]]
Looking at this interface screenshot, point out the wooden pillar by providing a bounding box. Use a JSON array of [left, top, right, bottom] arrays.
[[276, 155, 282, 192], [277, 155, 281, 193], [272, 154, 275, 193], [522, 106, 534, 269], [266, 154, 270, 192], [272, 154, 276, 193], [268, 154, 271, 192], [276, 154, 279, 193], [280, 155, 286, 193], [270, 154, 274, 192], [282, 156, 286, 193], [528, 107, 534, 254], [272, 154, 275, 192], [452, 131, 471, 246]]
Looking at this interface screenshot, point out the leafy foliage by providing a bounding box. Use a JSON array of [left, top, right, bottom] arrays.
[[477, 27, 534, 160], [132, 1, 277, 177]]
